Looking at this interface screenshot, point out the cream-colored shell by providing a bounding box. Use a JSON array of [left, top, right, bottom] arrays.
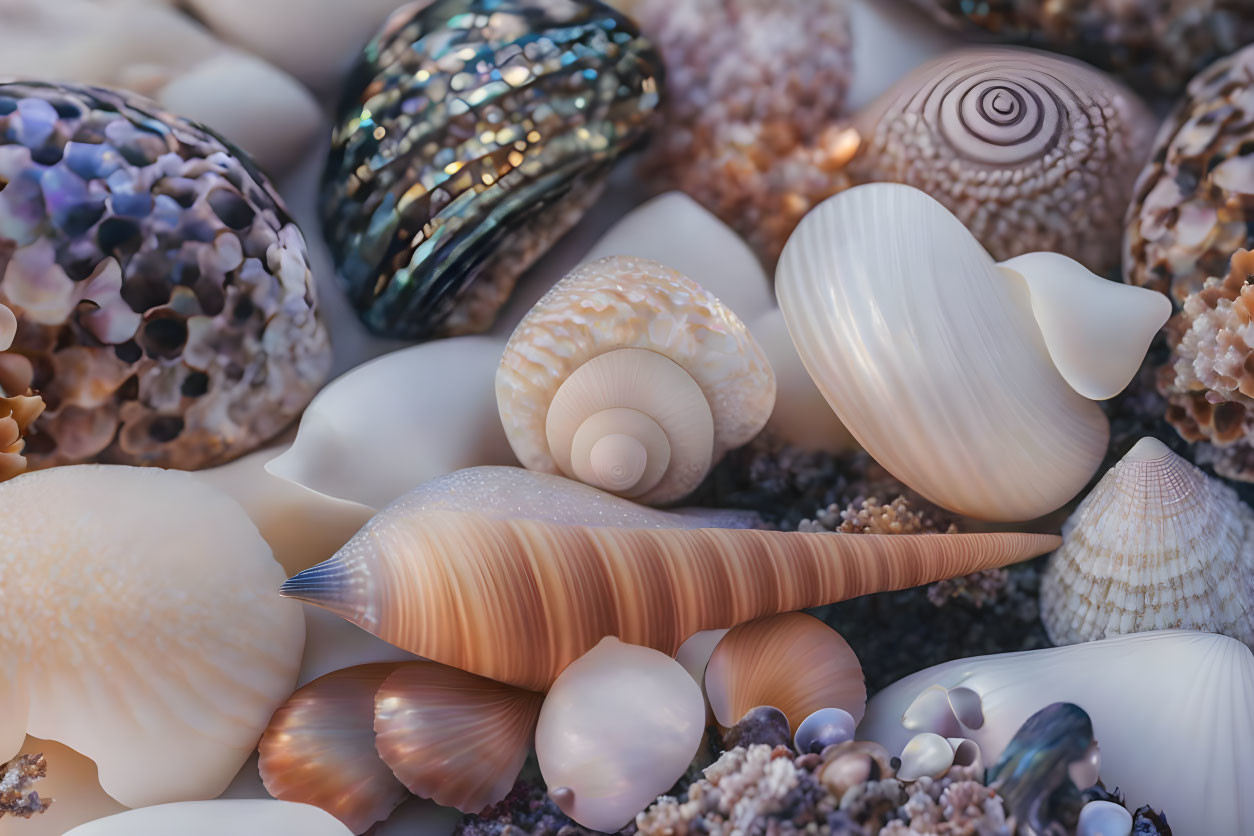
[[497, 255, 775, 504], [62, 800, 352, 836], [1041, 437, 1254, 646]]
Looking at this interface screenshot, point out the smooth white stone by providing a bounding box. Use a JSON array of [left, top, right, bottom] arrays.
[[62, 800, 352, 835]]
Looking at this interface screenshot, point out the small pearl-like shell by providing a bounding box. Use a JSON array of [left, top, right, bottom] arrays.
[[896, 732, 955, 781], [794, 708, 857, 755]]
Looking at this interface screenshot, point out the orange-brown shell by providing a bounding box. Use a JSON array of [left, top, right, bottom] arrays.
[[0, 388, 44, 482]]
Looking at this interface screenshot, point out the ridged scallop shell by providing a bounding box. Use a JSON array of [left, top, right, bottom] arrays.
[[62, 800, 352, 836], [0, 465, 305, 808], [851, 48, 1155, 274], [776, 183, 1173, 521], [258, 664, 407, 834], [859, 630, 1254, 835], [703, 613, 866, 732], [281, 465, 1060, 691], [321, 0, 662, 340], [0, 81, 330, 470], [497, 255, 775, 504], [1041, 437, 1254, 646], [1125, 44, 1254, 305]]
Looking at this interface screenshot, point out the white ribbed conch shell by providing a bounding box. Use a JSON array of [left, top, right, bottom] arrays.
[[775, 182, 1170, 520], [535, 637, 705, 833], [281, 466, 1059, 692], [1041, 437, 1254, 646], [0, 466, 305, 808], [858, 630, 1254, 835], [497, 255, 775, 504]]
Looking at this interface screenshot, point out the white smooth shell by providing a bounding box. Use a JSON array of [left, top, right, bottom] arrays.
[[896, 732, 955, 781], [0, 301, 15, 351], [674, 628, 729, 687], [267, 337, 515, 510], [859, 630, 1254, 834], [0, 465, 305, 808], [776, 182, 1110, 520], [1077, 800, 1134, 836], [62, 800, 352, 836], [535, 637, 705, 832]]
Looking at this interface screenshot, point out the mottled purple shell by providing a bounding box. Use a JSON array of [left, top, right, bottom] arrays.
[[0, 81, 331, 470]]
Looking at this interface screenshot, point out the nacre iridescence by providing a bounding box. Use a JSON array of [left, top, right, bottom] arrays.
[[322, 0, 662, 340], [0, 81, 331, 470]]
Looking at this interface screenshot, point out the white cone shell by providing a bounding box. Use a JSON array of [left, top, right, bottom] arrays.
[[0, 465, 305, 808], [858, 630, 1254, 835], [775, 182, 1110, 520], [535, 637, 704, 832], [1041, 437, 1254, 646], [62, 800, 352, 836]]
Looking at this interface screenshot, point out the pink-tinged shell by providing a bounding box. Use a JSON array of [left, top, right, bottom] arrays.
[[374, 662, 544, 814], [258, 664, 408, 834], [704, 613, 866, 732]]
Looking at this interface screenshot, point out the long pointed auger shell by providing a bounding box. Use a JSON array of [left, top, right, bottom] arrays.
[[1041, 437, 1254, 646], [704, 613, 866, 732], [858, 630, 1254, 835], [282, 466, 1060, 692], [0, 465, 305, 808], [374, 662, 544, 814], [258, 664, 408, 834]]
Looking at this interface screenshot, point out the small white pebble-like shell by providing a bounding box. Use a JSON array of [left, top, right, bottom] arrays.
[[896, 732, 955, 781], [1077, 800, 1134, 836], [0, 300, 15, 351], [535, 637, 705, 832], [62, 800, 352, 836]]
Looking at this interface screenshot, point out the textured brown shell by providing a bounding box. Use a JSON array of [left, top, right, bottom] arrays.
[[0, 388, 44, 482]]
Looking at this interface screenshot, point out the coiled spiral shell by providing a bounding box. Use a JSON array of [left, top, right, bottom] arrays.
[[497, 256, 775, 504], [852, 48, 1156, 273]]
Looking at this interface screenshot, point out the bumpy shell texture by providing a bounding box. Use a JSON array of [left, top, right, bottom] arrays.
[[0, 387, 44, 482], [0, 81, 330, 470], [0, 465, 305, 808], [851, 48, 1156, 274], [321, 0, 662, 340], [1125, 44, 1254, 305]]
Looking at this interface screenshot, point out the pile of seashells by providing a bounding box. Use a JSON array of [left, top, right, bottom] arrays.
[[3, 1, 1254, 835]]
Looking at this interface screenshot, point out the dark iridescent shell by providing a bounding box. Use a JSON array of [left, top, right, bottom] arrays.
[[322, 0, 662, 340], [987, 702, 1095, 832], [0, 81, 331, 470]]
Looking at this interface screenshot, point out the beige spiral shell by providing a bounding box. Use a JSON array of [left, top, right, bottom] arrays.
[[496, 255, 775, 505], [282, 467, 1060, 692]]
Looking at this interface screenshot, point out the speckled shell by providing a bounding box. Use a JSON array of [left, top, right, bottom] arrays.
[[322, 0, 662, 340], [1125, 44, 1254, 306], [0, 81, 331, 470], [850, 49, 1155, 275]]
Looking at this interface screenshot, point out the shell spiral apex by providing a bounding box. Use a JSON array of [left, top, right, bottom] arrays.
[[497, 255, 775, 504]]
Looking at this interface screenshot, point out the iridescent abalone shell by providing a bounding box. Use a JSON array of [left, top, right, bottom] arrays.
[[322, 0, 662, 340], [0, 81, 331, 470]]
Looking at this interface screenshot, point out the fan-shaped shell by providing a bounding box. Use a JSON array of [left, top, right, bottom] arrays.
[[281, 466, 1060, 692], [851, 48, 1155, 273], [374, 662, 544, 814], [704, 613, 866, 732], [858, 630, 1254, 835], [497, 255, 775, 504], [258, 664, 407, 834], [1041, 437, 1254, 646], [62, 800, 352, 836], [0, 465, 305, 807]]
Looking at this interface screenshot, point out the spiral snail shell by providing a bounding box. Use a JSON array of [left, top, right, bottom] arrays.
[[851, 48, 1156, 273], [496, 256, 775, 504]]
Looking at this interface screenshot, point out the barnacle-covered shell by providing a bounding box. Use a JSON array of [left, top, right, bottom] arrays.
[[0, 81, 331, 470], [851, 49, 1155, 274], [1041, 437, 1254, 646], [497, 256, 775, 504], [322, 0, 662, 340], [281, 465, 1060, 691]]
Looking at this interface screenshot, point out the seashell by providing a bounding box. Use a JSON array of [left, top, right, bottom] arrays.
[[321, 0, 662, 340], [901, 685, 984, 738], [850, 48, 1156, 274], [535, 637, 705, 833], [775, 182, 1170, 520], [0, 465, 305, 808], [986, 702, 1097, 831], [722, 704, 791, 750], [0, 81, 331, 470], [858, 630, 1254, 835], [268, 337, 514, 510], [895, 732, 955, 782], [0, 386, 45, 483], [1078, 799, 1134, 836], [673, 628, 728, 687], [282, 465, 1060, 691], [62, 800, 352, 836], [818, 740, 896, 798], [0, 301, 14, 350], [1041, 437, 1254, 646], [703, 613, 865, 732], [793, 708, 856, 757], [258, 664, 408, 834], [497, 256, 775, 504], [374, 662, 544, 814], [1125, 44, 1254, 305]]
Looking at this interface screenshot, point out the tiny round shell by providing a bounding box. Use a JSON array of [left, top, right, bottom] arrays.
[[497, 256, 775, 504]]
